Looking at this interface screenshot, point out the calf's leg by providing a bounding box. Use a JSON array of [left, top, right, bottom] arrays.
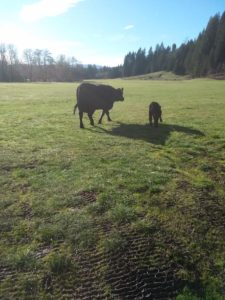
[[149, 111, 153, 126], [154, 116, 159, 127]]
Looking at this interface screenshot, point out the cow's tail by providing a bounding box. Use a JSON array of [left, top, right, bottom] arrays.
[[73, 104, 78, 115], [73, 86, 80, 115]]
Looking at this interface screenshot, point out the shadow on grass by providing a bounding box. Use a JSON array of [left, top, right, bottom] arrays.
[[93, 122, 204, 145]]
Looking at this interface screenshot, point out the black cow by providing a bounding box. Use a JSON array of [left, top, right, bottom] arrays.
[[73, 82, 124, 128], [149, 102, 163, 127]]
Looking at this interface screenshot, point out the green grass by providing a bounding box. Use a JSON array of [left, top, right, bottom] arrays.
[[0, 79, 225, 299]]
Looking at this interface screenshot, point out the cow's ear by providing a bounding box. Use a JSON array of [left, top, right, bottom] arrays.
[[121, 88, 124, 92]]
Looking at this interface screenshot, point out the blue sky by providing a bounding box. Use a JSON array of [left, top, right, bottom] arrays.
[[1, 0, 225, 66]]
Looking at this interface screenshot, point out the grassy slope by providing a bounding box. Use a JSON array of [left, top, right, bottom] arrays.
[[123, 71, 190, 80], [0, 79, 224, 299]]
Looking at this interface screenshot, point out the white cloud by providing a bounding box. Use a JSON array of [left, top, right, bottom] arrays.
[[0, 24, 82, 58], [20, 0, 83, 22], [124, 24, 134, 30]]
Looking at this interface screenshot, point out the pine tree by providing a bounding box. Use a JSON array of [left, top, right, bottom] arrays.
[[201, 14, 220, 72], [146, 47, 153, 73], [214, 12, 225, 72], [123, 52, 136, 77], [133, 48, 146, 75]]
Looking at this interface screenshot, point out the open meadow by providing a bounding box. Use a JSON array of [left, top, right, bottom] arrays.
[[0, 78, 225, 299]]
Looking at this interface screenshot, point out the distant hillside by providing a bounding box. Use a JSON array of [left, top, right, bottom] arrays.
[[123, 71, 190, 80], [208, 72, 225, 80]]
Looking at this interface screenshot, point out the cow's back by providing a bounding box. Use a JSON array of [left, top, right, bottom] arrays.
[[77, 83, 115, 112]]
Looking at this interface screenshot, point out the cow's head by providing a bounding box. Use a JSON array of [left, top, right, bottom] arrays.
[[115, 88, 124, 101]]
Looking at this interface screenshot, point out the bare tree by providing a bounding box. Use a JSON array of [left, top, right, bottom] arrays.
[[42, 49, 54, 81], [0, 43, 8, 81], [23, 49, 34, 81], [7, 44, 19, 81]]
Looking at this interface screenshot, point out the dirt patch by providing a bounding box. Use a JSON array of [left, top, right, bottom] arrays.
[[69, 190, 98, 209], [0, 266, 16, 284], [21, 202, 33, 220], [2, 161, 38, 172], [64, 231, 183, 299], [35, 246, 52, 259], [105, 233, 182, 299], [196, 191, 225, 230], [77, 190, 97, 204]]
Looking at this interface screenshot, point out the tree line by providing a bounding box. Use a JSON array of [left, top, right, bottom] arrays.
[[123, 12, 225, 77], [0, 11, 224, 82], [0, 45, 122, 82]]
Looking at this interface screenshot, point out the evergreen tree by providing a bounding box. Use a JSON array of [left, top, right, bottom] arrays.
[[146, 47, 153, 73], [214, 12, 225, 72], [133, 48, 146, 75], [173, 43, 187, 75], [201, 14, 220, 72], [123, 52, 136, 77], [167, 44, 177, 71], [183, 40, 195, 75]]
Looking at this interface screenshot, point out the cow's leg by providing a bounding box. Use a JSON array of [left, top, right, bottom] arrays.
[[98, 110, 105, 124], [154, 117, 158, 127], [106, 110, 112, 121], [88, 113, 94, 126], [79, 111, 84, 128], [149, 112, 153, 126]]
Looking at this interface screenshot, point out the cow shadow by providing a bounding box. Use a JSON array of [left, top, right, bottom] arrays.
[[94, 122, 204, 145]]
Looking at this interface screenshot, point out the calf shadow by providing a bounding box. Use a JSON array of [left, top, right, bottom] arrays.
[[96, 122, 204, 145]]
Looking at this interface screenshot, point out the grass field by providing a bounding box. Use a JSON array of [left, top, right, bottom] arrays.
[[0, 79, 225, 299]]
